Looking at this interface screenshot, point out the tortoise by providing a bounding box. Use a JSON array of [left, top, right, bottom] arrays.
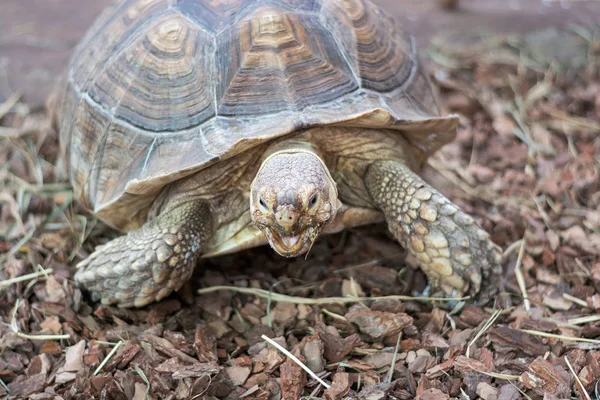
[[51, 0, 503, 308]]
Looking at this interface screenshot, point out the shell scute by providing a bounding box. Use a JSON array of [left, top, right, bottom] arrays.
[[67, 95, 111, 208], [176, 0, 256, 33], [176, 0, 322, 33], [215, 6, 358, 115], [87, 11, 216, 132], [71, 0, 171, 92], [321, 0, 414, 92]]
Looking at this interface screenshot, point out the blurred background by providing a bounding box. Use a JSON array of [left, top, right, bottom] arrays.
[[1, 0, 599, 107]]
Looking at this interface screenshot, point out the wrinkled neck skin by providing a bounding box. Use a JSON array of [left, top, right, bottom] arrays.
[[250, 141, 339, 257]]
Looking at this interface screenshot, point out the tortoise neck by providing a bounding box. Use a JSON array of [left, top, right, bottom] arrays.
[[264, 135, 320, 159]]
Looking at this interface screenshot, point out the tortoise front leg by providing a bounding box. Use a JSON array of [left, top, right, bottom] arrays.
[[365, 160, 502, 303], [75, 200, 212, 308]]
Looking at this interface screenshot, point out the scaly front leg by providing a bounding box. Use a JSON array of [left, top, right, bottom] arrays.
[[75, 200, 213, 308], [365, 160, 502, 304]]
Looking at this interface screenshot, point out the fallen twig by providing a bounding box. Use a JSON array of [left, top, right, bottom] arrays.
[[565, 355, 592, 400], [467, 309, 502, 358], [0, 91, 22, 120], [386, 333, 402, 383], [262, 334, 331, 389], [514, 235, 530, 311], [568, 315, 600, 325], [94, 341, 124, 376], [470, 366, 520, 381], [520, 329, 600, 345], [0, 268, 54, 289], [562, 293, 588, 308], [9, 299, 70, 341], [197, 285, 469, 304]]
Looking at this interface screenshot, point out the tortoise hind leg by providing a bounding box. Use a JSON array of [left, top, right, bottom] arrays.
[[75, 200, 213, 308], [364, 160, 503, 304]]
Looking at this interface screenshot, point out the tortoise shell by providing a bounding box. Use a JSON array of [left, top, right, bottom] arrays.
[[54, 0, 458, 230]]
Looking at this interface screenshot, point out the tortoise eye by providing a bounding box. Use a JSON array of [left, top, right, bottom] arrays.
[[259, 197, 268, 211], [308, 193, 319, 208]]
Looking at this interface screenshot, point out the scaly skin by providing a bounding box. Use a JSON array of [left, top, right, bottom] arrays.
[[73, 129, 502, 307], [365, 160, 502, 304], [74, 200, 212, 308]]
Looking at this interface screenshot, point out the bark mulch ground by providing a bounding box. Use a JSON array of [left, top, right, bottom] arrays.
[[0, 23, 599, 400]]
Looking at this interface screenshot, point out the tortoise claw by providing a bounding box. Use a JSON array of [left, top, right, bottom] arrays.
[[75, 200, 211, 308]]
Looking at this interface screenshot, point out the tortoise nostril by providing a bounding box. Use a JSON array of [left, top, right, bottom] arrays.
[[275, 209, 298, 228]]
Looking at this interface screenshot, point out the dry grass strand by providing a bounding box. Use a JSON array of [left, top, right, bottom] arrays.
[[197, 285, 469, 304], [262, 334, 331, 389]]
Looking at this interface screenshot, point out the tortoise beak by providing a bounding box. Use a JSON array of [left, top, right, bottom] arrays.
[[263, 226, 314, 257]]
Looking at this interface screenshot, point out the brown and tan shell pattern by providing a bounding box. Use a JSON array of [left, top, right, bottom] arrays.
[[54, 0, 458, 231]]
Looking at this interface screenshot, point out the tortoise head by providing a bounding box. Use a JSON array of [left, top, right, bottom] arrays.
[[250, 150, 338, 257]]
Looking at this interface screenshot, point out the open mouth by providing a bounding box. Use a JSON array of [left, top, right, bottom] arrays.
[[264, 227, 313, 257]]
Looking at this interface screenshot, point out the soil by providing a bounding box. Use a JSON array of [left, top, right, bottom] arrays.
[[1, 1, 599, 399]]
